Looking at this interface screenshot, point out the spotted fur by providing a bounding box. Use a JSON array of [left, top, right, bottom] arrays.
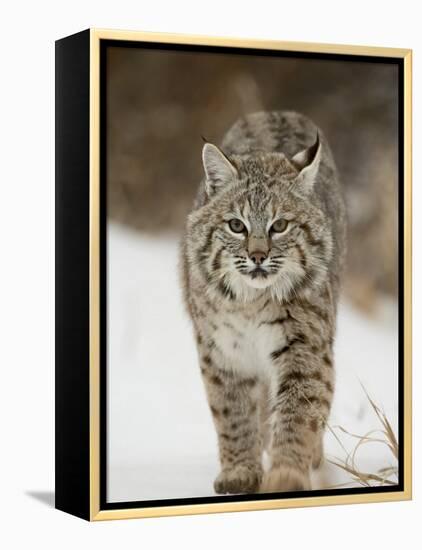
[[181, 111, 346, 494]]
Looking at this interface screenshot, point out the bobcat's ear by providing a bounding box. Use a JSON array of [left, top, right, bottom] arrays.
[[290, 133, 322, 195], [202, 143, 238, 196]]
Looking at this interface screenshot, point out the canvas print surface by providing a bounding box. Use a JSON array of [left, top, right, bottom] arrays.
[[104, 44, 400, 504]]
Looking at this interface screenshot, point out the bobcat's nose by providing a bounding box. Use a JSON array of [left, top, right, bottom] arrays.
[[250, 251, 267, 265]]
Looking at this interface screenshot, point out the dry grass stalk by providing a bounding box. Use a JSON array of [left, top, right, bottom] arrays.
[[326, 383, 399, 488]]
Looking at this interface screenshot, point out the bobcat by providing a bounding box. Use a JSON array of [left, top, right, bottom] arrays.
[[181, 111, 346, 494]]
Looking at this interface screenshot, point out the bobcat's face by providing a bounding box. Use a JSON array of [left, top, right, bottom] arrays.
[[188, 141, 333, 302], [218, 187, 312, 292]]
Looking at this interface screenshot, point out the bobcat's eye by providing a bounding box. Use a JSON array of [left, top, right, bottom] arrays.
[[228, 219, 246, 233], [271, 219, 289, 233]]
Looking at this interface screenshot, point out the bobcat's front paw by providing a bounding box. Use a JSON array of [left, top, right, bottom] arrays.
[[260, 466, 311, 493], [214, 464, 262, 494]]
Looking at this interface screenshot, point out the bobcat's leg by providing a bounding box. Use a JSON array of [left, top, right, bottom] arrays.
[[261, 339, 334, 493], [258, 381, 272, 452], [200, 356, 262, 494]]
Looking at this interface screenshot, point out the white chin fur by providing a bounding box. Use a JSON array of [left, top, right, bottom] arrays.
[[243, 274, 276, 289]]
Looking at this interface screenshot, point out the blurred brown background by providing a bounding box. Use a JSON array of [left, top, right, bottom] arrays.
[[106, 45, 399, 309]]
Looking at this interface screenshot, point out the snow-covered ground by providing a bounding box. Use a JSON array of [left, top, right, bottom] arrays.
[[107, 222, 398, 503]]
